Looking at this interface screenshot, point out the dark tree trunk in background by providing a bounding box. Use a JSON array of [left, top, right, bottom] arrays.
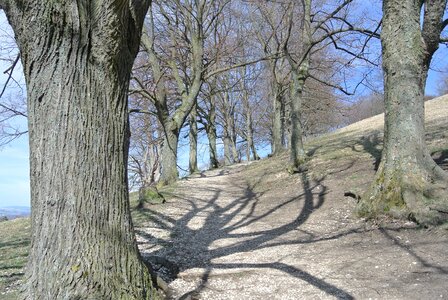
[[189, 104, 199, 174], [245, 97, 259, 161], [230, 114, 240, 164], [1, 0, 160, 298], [357, 0, 448, 225], [271, 70, 285, 156], [206, 98, 219, 169]]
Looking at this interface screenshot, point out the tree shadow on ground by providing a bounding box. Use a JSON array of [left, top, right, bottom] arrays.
[[379, 228, 448, 274], [137, 163, 366, 299], [431, 149, 448, 171], [351, 132, 382, 171]]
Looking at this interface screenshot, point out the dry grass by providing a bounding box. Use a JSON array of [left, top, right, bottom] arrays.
[[0, 218, 30, 300], [336, 94, 448, 134]]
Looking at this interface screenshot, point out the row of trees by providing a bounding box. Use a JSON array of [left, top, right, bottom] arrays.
[[0, 0, 447, 298], [126, 0, 381, 194]]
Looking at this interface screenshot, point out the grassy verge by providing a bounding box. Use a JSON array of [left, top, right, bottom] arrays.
[[0, 218, 30, 299]]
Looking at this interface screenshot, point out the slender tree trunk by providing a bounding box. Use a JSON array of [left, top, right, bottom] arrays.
[[230, 134, 239, 164], [206, 99, 219, 169], [289, 72, 307, 170], [222, 91, 236, 165], [229, 108, 239, 163], [207, 127, 219, 169], [223, 124, 233, 166], [2, 1, 160, 298], [281, 98, 288, 147], [357, 0, 448, 225], [189, 104, 199, 174], [246, 108, 259, 161], [246, 139, 251, 162], [159, 125, 179, 186], [286, 0, 311, 172], [271, 75, 284, 156], [250, 138, 260, 161]]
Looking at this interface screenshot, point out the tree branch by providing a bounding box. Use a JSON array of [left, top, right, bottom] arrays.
[[313, 0, 354, 35], [308, 73, 355, 96], [205, 54, 281, 79], [129, 108, 158, 116], [443, 18, 448, 30], [0, 54, 20, 99], [421, 0, 446, 59]]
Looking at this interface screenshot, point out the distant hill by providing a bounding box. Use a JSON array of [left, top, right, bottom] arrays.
[[0, 206, 30, 220]]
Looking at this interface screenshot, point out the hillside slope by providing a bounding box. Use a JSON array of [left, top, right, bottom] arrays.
[[136, 95, 448, 299]]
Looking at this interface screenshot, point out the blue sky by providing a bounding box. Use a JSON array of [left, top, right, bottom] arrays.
[[0, 8, 447, 208]]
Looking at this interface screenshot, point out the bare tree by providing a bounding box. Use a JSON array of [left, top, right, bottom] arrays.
[[128, 99, 163, 204], [252, 4, 290, 155], [132, 0, 233, 185]]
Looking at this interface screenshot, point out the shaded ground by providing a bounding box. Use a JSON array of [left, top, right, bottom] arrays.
[[135, 96, 448, 299]]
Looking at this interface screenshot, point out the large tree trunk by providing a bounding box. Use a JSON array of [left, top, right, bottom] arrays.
[[357, 0, 448, 225], [189, 105, 199, 174], [2, 1, 160, 298]]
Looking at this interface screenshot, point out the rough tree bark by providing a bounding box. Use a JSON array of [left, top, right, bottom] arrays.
[[1, 0, 160, 298], [357, 0, 448, 225]]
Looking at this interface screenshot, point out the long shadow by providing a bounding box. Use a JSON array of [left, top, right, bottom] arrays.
[[431, 149, 448, 171], [379, 228, 448, 274], [138, 165, 361, 299], [351, 132, 382, 170]]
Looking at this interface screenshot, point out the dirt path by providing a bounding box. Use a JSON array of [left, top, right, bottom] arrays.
[[136, 160, 448, 299]]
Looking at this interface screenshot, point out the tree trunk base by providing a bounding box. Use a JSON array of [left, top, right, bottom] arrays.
[[138, 186, 166, 208], [357, 160, 448, 226]]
